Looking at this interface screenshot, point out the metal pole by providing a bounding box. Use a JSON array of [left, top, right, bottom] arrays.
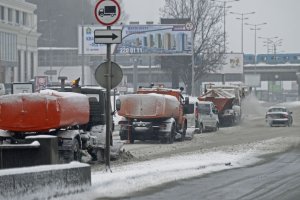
[[223, 1, 226, 52], [105, 26, 112, 170], [191, 30, 195, 96], [241, 14, 244, 83], [191, 0, 195, 96], [241, 14, 243, 53], [81, 0, 85, 85], [254, 25, 256, 68], [149, 56, 152, 84], [133, 58, 138, 92], [49, 21, 53, 83]]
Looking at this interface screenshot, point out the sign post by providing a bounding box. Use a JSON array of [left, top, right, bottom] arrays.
[[94, 0, 121, 170]]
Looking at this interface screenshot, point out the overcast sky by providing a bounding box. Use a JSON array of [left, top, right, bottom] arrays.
[[123, 0, 300, 54]]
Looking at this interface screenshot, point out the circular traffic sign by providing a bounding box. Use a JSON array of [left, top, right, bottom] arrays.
[[95, 61, 123, 89], [94, 0, 121, 26], [185, 22, 194, 31]]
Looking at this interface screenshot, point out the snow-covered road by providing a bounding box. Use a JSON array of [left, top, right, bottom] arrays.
[[52, 100, 300, 200]]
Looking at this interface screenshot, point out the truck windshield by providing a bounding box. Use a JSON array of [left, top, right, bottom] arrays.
[[198, 104, 210, 114]]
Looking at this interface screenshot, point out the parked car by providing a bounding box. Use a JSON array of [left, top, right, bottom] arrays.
[[194, 101, 220, 133], [265, 106, 293, 127]]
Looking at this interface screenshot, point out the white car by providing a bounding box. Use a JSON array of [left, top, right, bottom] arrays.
[[265, 106, 293, 127], [194, 101, 220, 133]]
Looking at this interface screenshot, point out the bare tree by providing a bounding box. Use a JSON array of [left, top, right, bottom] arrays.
[[160, 0, 225, 95]]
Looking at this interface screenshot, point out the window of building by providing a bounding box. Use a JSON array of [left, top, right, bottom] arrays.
[[22, 12, 27, 26], [15, 10, 20, 24], [7, 8, 12, 22], [0, 6, 4, 21]]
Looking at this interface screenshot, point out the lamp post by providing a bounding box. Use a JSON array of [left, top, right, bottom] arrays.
[[211, 0, 239, 53], [230, 11, 255, 53], [245, 22, 267, 67], [259, 36, 278, 54], [81, 0, 85, 86]]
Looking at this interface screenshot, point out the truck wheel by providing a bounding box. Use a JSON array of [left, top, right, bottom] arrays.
[[198, 124, 203, 134], [73, 139, 81, 162], [167, 125, 175, 144], [129, 137, 134, 144], [180, 128, 186, 142], [214, 123, 219, 131]]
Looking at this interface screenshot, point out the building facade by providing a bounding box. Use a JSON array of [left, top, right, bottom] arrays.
[[0, 0, 39, 83]]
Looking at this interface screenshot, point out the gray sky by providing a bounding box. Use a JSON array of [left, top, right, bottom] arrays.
[[123, 0, 300, 54]]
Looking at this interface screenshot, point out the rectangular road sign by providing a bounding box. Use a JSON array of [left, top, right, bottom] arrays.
[[94, 29, 122, 44]]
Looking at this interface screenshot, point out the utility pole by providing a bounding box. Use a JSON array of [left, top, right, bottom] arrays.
[[230, 11, 255, 53], [81, 0, 85, 85], [211, 0, 239, 52]]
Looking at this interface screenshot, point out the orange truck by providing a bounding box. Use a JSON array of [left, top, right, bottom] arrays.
[[0, 87, 116, 162], [116, 87, 193, 144]]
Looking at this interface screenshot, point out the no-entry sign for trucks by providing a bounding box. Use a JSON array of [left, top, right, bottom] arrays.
[[94, 0, 121, 26]]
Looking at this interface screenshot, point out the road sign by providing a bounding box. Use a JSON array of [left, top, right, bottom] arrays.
[[185, 22, 194, 31], [94, 29, 122, 44], [95, 61, 123, 89], [94, 0, 121, 26]]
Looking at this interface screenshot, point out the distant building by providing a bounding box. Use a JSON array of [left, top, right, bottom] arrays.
[[0, 0, 39, 83]]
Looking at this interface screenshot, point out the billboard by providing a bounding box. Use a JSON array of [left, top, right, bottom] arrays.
[[34, 76, 48, 92], [78, 24, 192, 55], [78, 25, 116, 55], [115, 24, 192, 55], [12, 83, 34, 94], [217, 53, 244, 74]]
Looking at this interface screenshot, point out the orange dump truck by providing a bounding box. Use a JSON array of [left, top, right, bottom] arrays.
[[199, 87, 241, 126], [116, 87, 193, 144]]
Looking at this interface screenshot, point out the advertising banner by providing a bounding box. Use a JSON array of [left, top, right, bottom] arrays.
[[217, 53, 244, 74], [115, 24, 192, 55], [78, 24, 192, 56], [12, 83, 34, 94], [34, 76, 48, 92]]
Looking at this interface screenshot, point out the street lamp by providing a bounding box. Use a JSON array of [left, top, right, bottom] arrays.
[[245, 22, 267, 66], [259, 36, 278, 54], [211, 0, 239, 53], [230, 11, 255, 53]]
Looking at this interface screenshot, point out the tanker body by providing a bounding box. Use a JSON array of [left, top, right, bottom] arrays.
[[0, 87, 117, 163], [117, 87, 193, 144]]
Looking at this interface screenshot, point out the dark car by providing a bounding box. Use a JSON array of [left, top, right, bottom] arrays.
[[265, 106, 293, 127]]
